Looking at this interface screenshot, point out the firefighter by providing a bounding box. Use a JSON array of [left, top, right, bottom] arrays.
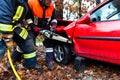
[[0, 0, 42, 71], [26, 0, 57, 70]]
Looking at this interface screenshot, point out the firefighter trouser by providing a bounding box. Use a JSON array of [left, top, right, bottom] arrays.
[[43, 38, 54, 63], [40, 26, 54, 63], [28, 29, 54, 63], [12, 27, 37, 68]]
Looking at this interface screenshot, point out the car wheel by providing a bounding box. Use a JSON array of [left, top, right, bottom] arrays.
[[53, 44, 72, 65]]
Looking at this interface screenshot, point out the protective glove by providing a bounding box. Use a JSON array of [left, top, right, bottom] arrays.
[[51, 24, 57, 32], [33, 26, 40, 34]]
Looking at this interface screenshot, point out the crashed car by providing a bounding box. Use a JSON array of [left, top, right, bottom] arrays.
[[53, 0, 120, 67]]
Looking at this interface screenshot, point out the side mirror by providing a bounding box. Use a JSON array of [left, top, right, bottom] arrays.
[[76, 13, 90, 24]]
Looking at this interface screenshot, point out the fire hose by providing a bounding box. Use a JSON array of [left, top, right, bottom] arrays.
[[0, 33, 21, 80], [7, 49, 21, 80], [40, 30, 72, 44]]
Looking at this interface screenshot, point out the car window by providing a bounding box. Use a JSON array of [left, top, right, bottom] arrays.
[[90, 0, 120, 22]]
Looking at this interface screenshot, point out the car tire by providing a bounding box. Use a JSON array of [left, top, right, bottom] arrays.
[[53, 44, 72, 65]]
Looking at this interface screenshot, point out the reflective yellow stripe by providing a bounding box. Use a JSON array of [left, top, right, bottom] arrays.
[[0, 23, 13, 32], [22, 30, 28, 39], [24, 52, 36, 59], [19, 27, 28, 39], [12, 6, 24, 23]]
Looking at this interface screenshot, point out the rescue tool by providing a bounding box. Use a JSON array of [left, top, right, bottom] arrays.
[[40, 30, 72, 44]]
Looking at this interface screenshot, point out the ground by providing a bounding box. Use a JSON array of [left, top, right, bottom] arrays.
[[0, 45, 120, 80]]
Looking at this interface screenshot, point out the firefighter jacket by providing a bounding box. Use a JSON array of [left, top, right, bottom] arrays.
[[27, 0, 57, 29], [0, 0, 28, 33]]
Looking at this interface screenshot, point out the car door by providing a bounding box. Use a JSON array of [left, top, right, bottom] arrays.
[[73, 0, 120, 61]]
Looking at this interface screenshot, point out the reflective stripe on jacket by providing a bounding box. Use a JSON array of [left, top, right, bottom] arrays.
[[0, 24, 13, 32], [0, 0, 28, 32], [14, 27, 28, 40], [12, 6, 24, 23]]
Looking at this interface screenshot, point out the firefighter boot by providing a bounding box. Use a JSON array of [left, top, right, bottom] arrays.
[[24, 56, 42, 71], [46, 52, 55, 70], [32, 64, 43, 71], [47, 61, 54, 70]]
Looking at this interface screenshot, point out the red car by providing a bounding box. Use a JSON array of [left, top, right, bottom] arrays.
[[53, 0, 120, 70]]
